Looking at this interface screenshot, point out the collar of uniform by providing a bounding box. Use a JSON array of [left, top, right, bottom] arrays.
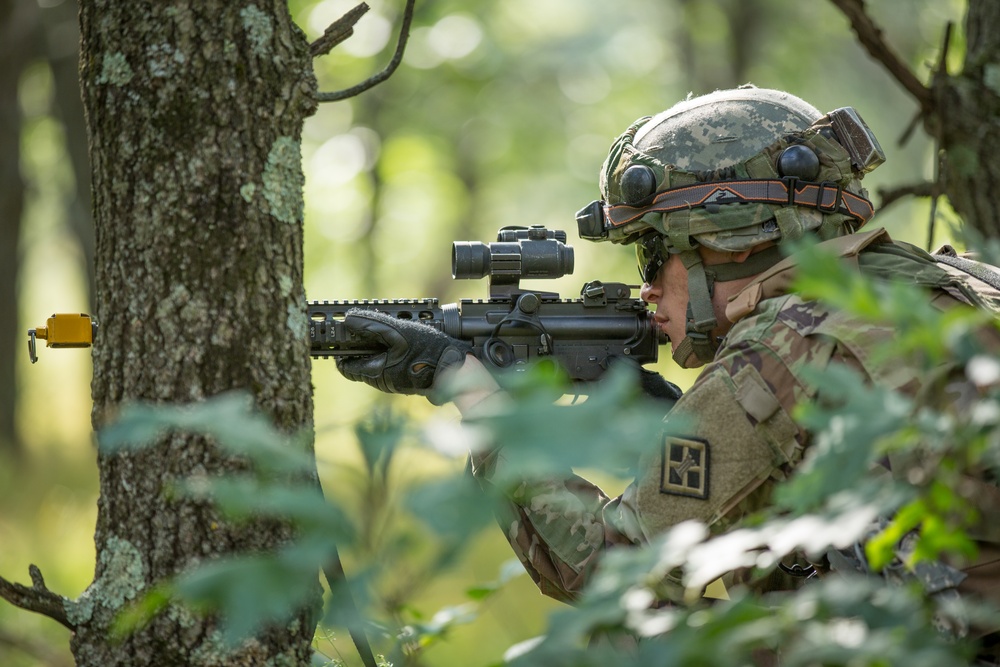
[[725, 227, 892, 323]]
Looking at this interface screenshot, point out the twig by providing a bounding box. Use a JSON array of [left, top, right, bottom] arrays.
[[314, 0, 417, 103], [924, 22, 952, 250], [896, 109, 923, 147], [0, 565, 75, 630], [310, 3, 370, 58], [877, 182, 940, 211], [927, 171, 941, 250], [828, 0, 933, 113], [323, 558, 378, 667], [931, 22, 953, 92]]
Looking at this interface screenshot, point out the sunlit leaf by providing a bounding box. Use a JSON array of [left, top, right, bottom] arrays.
[[111, 584, 173, 638], [403, 602, 478, 648], [465, 558, 525, 601]]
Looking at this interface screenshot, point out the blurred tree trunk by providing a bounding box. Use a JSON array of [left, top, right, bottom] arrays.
[[70, 1, 321, 664], [677, 0, 762, 91], [0, 0, 91, 458], [0, 0, 41, 456], [936, 0, 1000, 240], [42, 0, 95, 306]]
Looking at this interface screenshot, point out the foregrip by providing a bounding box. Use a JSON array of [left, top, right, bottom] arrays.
[[308, 281, 665, 382]]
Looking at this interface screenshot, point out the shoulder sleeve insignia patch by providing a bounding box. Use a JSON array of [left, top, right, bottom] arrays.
[[660, 436, 709, 500]]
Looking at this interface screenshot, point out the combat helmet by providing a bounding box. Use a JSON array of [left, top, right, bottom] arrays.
[[576, 85, 885, 367]]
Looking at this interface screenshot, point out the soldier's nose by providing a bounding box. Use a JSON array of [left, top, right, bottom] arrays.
[[640, 281, 659, 304]]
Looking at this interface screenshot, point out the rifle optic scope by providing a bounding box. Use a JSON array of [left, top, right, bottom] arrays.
[[452, 225, 574, 282]]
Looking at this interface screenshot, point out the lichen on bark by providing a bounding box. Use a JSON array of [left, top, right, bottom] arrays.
[[240, 5, 274, 56], [262, 136, 305, 224], [64, 535, 145, 626], [98, 52, 133, 86]]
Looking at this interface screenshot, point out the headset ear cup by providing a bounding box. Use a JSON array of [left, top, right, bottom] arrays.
[[777, 144, 821, 181], [620, 165, 659, 204]]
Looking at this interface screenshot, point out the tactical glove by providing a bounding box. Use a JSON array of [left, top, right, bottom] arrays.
[[335, 309, 472, 398], [637, 368, 683, 405]]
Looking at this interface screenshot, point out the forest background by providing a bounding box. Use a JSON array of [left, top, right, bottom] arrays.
[[0, 0, 972, 665]]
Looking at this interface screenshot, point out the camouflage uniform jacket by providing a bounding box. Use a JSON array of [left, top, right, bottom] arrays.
[[471, 227, 1000, 605]]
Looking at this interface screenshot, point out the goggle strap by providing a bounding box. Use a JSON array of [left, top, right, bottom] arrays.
[[605, 178, 875, 229]]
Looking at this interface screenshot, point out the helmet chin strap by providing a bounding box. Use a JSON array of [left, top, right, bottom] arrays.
[[671, 250, 718, 367], [670, 245, 786, 367]]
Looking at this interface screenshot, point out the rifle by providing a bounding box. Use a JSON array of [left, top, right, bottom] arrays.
[[308, 226, 665, 382]]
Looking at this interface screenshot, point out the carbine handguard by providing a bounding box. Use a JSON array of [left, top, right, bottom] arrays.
[[308, 279, 665, 382]]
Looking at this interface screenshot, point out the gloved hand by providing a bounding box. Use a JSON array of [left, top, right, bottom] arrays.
[[335, 309, 472, 398], [638, 368, 683, 405]]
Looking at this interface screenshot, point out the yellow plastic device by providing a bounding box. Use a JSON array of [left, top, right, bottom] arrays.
[[28, 313, 95, 364]]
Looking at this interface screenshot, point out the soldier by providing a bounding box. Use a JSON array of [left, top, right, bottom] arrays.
[[336, 86, 1000, 656]]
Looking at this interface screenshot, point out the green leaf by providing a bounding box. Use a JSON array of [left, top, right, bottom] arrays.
[[405, 471, 494, 544], [403, 602, 478, 648], [355, 409, 404, 479], [776, 363, 912, 513], [175, 535, 339, 646], [465, 558, 525, 601], [111, 584, 173, 638], [98, 391, 313, 473], [471, 363, 685, 488], [181, 476, 357, 542]]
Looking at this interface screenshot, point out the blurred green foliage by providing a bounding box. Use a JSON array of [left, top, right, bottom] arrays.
[[5, 0, 983, 665], [93, 363, 672, 662]]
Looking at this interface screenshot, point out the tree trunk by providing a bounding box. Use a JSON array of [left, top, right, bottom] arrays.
[[937, 0, 1000, 240], [74, 1, 320, 664]]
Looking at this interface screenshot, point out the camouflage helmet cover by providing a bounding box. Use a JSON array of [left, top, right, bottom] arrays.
[[597, 85, 880, 252]]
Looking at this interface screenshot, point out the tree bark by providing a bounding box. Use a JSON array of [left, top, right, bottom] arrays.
[[74, 1, 321, 664]]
